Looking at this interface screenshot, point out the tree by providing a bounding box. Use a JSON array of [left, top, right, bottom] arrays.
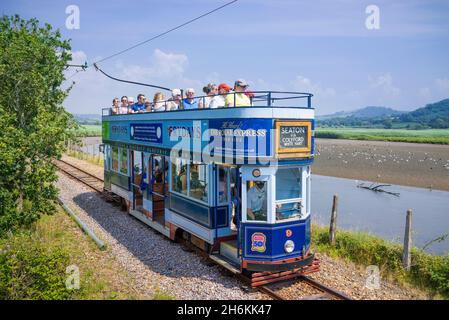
[[0, 15, 77, 236]]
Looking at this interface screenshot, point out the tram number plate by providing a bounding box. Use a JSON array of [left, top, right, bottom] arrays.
[[278, 125, 308, 149]]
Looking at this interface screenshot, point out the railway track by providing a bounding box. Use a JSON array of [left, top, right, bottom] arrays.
[[54, 159, 120, 203], [56, 158, 351, 301], [257, 275, 352, 300]]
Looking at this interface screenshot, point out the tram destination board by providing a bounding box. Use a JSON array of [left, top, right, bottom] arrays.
[[275, 120, 312, 155]]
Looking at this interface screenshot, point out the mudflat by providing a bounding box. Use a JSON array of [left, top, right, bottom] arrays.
[[314, 139, 449, 191]]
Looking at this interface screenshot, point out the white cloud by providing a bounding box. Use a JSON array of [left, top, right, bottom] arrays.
[[369, 73, 400, 97], [291, 75, 336, 97], [435, 78, 449, 91]]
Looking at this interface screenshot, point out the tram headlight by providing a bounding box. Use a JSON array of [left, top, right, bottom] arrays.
[[284, 240, 295, 253]]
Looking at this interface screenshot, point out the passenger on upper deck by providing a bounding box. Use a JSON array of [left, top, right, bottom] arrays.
[[119, 96, 129, 114], [153, 92, 166, 112], [131, 94, 146, 113], [182, 88, 199, 110], [144, 99, 152, 112], [199, 83, 219, 109], [127, 97, 135, 113], [111, 97, 120, 114], [212, 83, 231, 109], [166, 89, 182, 111], [225, 79, 251, 107]]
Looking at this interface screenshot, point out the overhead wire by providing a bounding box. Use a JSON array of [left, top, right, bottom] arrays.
[[91, 0, 239, 66]]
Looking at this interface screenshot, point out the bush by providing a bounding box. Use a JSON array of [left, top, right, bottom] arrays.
[[0, 233, 73, 300]]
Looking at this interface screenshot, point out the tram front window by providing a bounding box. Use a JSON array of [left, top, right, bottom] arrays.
[[275, 167, 303, 221], [246, 181, 267, 222]]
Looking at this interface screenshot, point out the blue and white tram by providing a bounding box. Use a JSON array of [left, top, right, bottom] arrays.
[[102, 91, 319, 286]]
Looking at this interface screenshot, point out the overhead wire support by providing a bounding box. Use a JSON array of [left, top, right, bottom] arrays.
[[93, 63, 171, 92]]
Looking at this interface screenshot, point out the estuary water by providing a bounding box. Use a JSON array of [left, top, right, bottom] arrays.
[[311, 174, 449, 255]]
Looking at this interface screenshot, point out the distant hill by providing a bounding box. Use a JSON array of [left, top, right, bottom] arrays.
[[317, 99, 449, 129], [72, 113, 101, 125], [318, 106, 404, 120], [399, 99, 449, 129]]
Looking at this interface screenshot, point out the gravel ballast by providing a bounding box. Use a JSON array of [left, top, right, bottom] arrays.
[[56, 172, 262, 300]]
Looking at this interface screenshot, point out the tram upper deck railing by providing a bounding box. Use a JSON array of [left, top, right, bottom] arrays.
[[102, 91, 313, 116]]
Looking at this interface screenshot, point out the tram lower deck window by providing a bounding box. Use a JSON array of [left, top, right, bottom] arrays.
[[172, 159, 188, 195], [111, 146, 119, 171], [120, 148, 128, 175], [190, 163, 208, 203]]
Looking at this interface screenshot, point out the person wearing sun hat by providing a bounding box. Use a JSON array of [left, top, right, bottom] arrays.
[[225, 79, 251, 107]]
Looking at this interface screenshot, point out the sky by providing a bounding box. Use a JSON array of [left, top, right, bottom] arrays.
[[2, 0, 449, 115]]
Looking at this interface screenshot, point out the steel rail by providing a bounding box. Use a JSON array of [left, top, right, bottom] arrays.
[[54, 159, 104, 193]]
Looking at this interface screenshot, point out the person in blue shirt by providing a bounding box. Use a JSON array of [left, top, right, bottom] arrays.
[[182, 88, 199, 109], [131, 94, 146, 113]]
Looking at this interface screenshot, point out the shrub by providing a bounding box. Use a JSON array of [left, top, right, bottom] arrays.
[[0, 233, 73, 300]]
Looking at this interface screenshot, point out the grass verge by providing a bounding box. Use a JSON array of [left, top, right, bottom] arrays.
[[0, 206, 174, 300], [312, 225, 449, 299]]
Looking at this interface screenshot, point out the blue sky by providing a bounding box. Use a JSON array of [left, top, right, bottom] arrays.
[[2, 0, 449, 115]]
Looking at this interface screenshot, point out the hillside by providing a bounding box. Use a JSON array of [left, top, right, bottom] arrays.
[[72, 113, 102, 125], [399, 99, 449, 128], [318, 106, 403, 120], [318, 99, 449, 129]]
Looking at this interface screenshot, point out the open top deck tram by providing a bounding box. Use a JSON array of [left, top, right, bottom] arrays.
[[101, 91, 319, 285]]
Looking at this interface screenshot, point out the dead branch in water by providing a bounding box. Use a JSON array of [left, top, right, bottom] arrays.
[[357, 183, 400, 197]]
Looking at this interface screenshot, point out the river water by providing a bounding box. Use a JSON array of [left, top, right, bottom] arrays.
[[311, 174, 449, 255]]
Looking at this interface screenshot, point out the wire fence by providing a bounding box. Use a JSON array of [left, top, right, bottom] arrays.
[[65, 140, 104, 166]]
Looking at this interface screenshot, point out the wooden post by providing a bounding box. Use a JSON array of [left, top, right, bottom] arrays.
[[403, 209, 413, 271], [329, 194, 338, 246]]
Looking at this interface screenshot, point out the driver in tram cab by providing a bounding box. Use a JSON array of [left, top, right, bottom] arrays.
[[246, 181, 267, 221]]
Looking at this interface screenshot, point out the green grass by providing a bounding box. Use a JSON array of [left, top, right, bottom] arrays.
[[72, 125, 102, 137], [312, 225, 449, 299], [315, 127, 449, 144], [0, 207, 172, 300]]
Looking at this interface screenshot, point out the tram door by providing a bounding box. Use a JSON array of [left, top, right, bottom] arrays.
[[151, 155, 167, 225], [131, 151, 144, 212]]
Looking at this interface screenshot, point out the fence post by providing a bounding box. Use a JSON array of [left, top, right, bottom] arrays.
[[329, 194, 338, 246], [403, 209, 413, 271]]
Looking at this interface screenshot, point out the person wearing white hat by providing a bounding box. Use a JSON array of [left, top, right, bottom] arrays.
[[166, 88, 182, 111], [225, 79, 251, 107]]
